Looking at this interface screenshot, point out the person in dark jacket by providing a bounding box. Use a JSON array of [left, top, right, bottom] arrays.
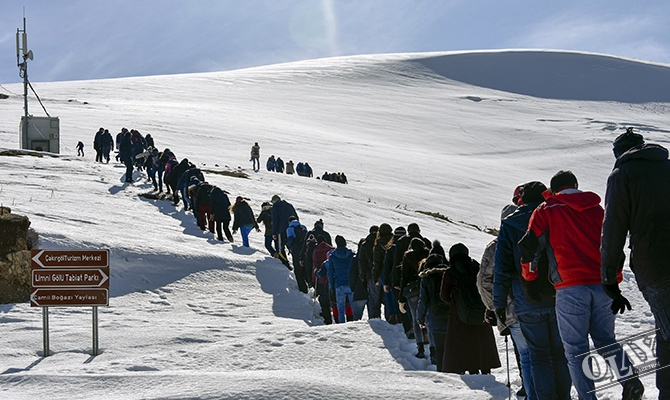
[[302, 234, 317, 289], [318, 235, 355, 324], [166, 158, 191, 205], [76, 141, 84, 156], [250, 142, 260, 172], [270, 195, 297, 266], [399, 237, 430, 358], [307, 219, 332, 245], [601, 128, 670, 399], [382, 226, 406, 325], [349, 243, 369, 321], [101, 129, 113, 163], [304, 162, 313, 177], [370, 223, 393, 319], [358, 225, 379, 317], [312, 235, 334, 324], [256, 202, 275, 255], [266, 155, 276, 172], [93, 127, 104, 163], [493, 182, 562, 400], [441, 243, 501, 375], [393, 223, 431, 284], [231, 196, 259, 247], [144, 134, 154, 149], [118, 129, 134, 183], [210, 186, 233, 242], [392, 223, 432, 336], [286, 216, 309, 293], [194, 181, 214, 233], [275, 157, 284, 173], [417, 244, 450, 371], [178, 165, 204, 211]]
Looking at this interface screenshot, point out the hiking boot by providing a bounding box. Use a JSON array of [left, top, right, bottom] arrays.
[[622, 378, 644, 400], [516, 386, 526, 397], [415, 349, 425, 359]]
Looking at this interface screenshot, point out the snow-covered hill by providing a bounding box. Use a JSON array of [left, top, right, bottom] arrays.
[[0, 50, 668, 399]]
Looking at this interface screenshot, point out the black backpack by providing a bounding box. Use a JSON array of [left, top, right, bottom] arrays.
[[519, 251, 556, 305], [290, 224, 307, 253], [450, 260, 487, 326]]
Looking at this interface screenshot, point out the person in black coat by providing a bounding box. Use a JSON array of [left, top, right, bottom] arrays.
[[307, 219, 332, 245], [166, 158, 191, 205], [601, 129, 670, 399], [417, 246, 450, 370], [194, 181, 214, 233], [118, 129, 134, 183], [210, 186, 233, 242], [270, 195, 298, 259]]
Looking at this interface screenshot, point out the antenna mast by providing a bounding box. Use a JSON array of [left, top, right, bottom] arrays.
[[16, 10, 33, 138]]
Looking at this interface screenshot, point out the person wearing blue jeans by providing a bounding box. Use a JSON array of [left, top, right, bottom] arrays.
[[521, 170, 644, 400], [555, 285, 638, 399], [494, 182, 563, 399], [601, 129, 670, 400], [508, 321, 534, 399], [320, 235, 355, 324], [517, 309, 572, 399]]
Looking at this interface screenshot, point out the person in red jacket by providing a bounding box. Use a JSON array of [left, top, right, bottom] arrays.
[[519, 170, 644, 400]]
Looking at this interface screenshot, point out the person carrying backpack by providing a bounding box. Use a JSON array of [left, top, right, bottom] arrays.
[[519, 171, 644, 400], [318, 235, 355, 324], [286, 216, 308, 293], [441, 243, 500, 375], [494, 182, 566, 400]]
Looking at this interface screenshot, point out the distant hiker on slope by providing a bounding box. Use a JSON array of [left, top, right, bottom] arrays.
[[250, 142, 260, 172]]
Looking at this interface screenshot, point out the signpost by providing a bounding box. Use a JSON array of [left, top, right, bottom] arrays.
[[30, 249, 110, 356]]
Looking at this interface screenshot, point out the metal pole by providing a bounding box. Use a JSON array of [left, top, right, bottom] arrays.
[[42, 306, 49, 357], [92, 306, 99, 356]]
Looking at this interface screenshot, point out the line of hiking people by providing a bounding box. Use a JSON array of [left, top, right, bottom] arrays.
[[107, 126, 668, 400]]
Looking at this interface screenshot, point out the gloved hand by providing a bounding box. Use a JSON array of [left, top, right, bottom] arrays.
[[495, 307, 507, 325], [399, 302, 407, 314], [485, 309, 497, 326], [604, 284, 632, 314]]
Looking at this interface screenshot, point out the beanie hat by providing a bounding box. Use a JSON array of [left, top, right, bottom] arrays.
[[335, 235, 346, 248], [407, 223, 420, 233], [613, 127, 644, 158], [236, 196, 243, 203], [423, 253, 446, 271], [449, 242, 469, 260], [314, 219, 324, 228], [520, 181, 547, 204], [393, 226, 407, 237], [429, 240, 445, 258], [288, 215, 297, 222], [410, 237, 426, 252], [271, 195, 281, 204], [378, 223, 393, 235]]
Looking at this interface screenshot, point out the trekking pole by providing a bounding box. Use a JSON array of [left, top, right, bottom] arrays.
[[505, 334, 511, 400]]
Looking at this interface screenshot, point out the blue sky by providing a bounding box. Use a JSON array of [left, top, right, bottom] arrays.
[[1, 0, 669, 84]]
